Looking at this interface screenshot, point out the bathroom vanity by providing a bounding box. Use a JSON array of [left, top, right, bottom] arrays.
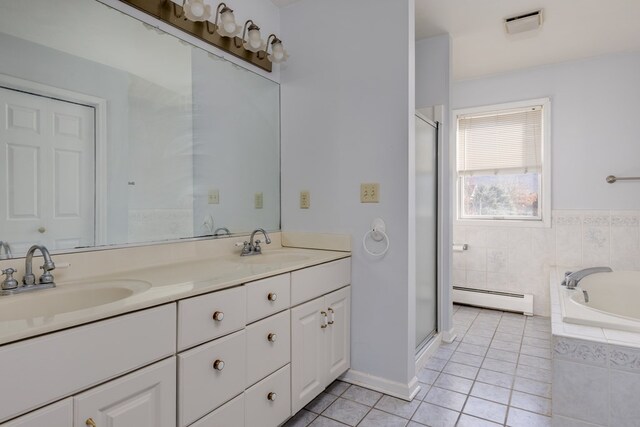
[[0, 243, 351, 427]]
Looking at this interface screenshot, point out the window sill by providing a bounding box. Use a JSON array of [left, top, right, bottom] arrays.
[[454, 218, 551, 228]]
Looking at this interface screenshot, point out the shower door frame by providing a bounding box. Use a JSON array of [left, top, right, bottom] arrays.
[[415, 112, 440, 354]]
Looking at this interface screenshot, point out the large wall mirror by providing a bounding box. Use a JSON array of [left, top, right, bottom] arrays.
[[0, 0, 280, 258]]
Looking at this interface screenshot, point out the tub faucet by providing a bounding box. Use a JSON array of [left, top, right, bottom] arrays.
[[24, 245, 56, 286], [562, 267, 612, 290], [240, 229, 272, 256]]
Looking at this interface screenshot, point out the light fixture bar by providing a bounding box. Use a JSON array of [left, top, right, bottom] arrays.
[[120, 0, 273, 72]]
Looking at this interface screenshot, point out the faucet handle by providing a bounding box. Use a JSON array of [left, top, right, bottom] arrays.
[[1, 268, 19, 290], [39, 265, 55, 284]]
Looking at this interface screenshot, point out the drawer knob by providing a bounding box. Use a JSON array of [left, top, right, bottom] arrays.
[[86, 419, 97, 427], [267, 392, 277, 401], [212, 311, 224, 321], [213, 359, 225, 371], [268, 292, 277, 301], [268, 333, 277, 342]]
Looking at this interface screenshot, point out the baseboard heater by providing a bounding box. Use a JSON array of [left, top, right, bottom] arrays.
[[453, 286, 533, 316]]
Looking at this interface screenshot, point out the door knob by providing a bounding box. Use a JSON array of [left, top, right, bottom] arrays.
[[38, 227, 46, 233]]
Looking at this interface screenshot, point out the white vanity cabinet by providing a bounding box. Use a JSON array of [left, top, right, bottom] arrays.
[[74, 357, 176, 427], [290, 259, 352, 414], [0, 255, 351, 427]]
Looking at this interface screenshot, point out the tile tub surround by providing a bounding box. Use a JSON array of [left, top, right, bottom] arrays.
[[453, 210, 640, 316], [286, 305, 553, 427], [550, 269, 640, 426]]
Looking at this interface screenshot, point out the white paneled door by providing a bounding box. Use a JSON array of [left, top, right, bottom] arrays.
[[0, 86, 95, 254]]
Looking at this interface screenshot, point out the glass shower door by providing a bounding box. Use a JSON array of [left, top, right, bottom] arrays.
[[415, 114, 438, 352]]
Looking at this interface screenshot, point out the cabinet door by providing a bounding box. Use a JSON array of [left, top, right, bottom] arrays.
[[74, 357, 176, 427], [325, 287, 351, 384], [291, 297, 326, 414], [0, 398, 72, 427]]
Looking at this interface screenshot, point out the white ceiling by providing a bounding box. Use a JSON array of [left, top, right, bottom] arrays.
[[416, 0, 640, 80], [270, 0, 300, 7]]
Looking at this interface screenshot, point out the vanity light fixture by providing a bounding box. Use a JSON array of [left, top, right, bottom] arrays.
[[182, 0, 211, 22], [264, 34, 289, 64], [238, 20, 266, 52], [122, 0, 288, 71]]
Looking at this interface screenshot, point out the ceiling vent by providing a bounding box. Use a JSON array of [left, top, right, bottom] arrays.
[[505, 10, 543, 35]]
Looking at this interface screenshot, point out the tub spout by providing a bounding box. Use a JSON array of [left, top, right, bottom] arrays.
[[562, 267, 612, 290]]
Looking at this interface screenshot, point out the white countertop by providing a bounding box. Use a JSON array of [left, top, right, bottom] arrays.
[[550, 267, 640, 349], [0, 247, 350, 346]]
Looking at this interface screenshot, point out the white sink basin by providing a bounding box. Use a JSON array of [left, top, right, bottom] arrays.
[[237, 252, 310, 265], [0, 280, 151, 321]]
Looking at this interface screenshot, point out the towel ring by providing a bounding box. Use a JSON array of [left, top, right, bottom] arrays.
[[363, 218, 389, 257]]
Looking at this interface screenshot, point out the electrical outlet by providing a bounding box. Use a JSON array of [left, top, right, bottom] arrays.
[[208, 189, 220, 204], [300, 191, 310, 209], [360, 183, 380, 203], [255, 192, 263, 209]]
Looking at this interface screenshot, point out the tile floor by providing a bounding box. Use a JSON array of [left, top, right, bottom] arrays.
[[284, 304, 552, 427]]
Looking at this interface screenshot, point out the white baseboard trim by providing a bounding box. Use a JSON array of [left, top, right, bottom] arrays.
[[442, 327, 457, 344], [340, 369, 420, 401], [415, 333, 442, 372]]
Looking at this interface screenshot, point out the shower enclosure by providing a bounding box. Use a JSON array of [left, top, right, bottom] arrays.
[[415, 113, 439, 352]]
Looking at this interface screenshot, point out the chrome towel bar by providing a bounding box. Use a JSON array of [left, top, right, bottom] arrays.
[[606, 175, 640, 184]]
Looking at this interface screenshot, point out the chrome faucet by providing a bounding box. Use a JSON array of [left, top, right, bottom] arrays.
[[239, 228, 272, 256], [0, 241, 11, 259], [561, 267, 612, 290], [0, 245, 56, 295]]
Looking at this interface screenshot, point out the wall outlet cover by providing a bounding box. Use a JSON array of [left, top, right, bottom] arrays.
[[300, 191, 310, 209], [208, 189, 220, 204], [360, 183, 380, 203], [255, 192, 263, 209]]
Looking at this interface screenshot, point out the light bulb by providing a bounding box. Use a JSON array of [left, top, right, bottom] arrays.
[[272, 42, 284, 61], [183, 0, 211, 22], [221, 10, 236, 33], [248, 28, 262, 50], [191, 3, 204, 17]]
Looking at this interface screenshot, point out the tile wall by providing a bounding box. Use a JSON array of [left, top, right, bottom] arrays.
[[453, 210, 640, 316]]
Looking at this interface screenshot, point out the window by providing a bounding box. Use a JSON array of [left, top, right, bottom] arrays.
[[455, 98, 550, 225]]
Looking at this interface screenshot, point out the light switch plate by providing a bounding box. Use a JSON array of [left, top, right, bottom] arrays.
[[360, 183, 379, 203], [255, 192, 263, 209], [208, 189, 220, 204], [300, 191, 310, 209]]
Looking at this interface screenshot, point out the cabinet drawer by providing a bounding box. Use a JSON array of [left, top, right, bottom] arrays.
[[190, 393, 244, 427], [246, 274, 290, 323], [246, 310, 290, 387], [178, 286, 246, 350], [0, 304, 176, 423], [178, 330, 246, 427], [245, 364, 291, 427], [0, 398, 72, 427], [291, 258, 350, 306], [74, 357, 176, 427]]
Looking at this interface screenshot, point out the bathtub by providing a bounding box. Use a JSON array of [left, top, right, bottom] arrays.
[[551, 269, 640, 426], [557, 269, 640, 333]]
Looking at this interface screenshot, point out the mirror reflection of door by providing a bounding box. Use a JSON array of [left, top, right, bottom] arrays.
[[0, 86, 95, 254]]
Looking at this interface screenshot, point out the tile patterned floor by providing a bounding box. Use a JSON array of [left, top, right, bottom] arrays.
[[284, 304, 552, 427]]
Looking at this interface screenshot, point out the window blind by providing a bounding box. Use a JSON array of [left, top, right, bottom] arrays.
[[457, 106, 543, 175]]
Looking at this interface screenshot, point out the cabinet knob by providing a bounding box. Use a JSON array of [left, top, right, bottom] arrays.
[[213, 359, 225, 371], [268, 333, 277, 342], [327, 308, 335, 325], [268, 292, 277, 301], [86, 419, 97, 427], [321, 311, 328, 329], [212, 311, 224, 321], [267, 392, 277, 401]]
